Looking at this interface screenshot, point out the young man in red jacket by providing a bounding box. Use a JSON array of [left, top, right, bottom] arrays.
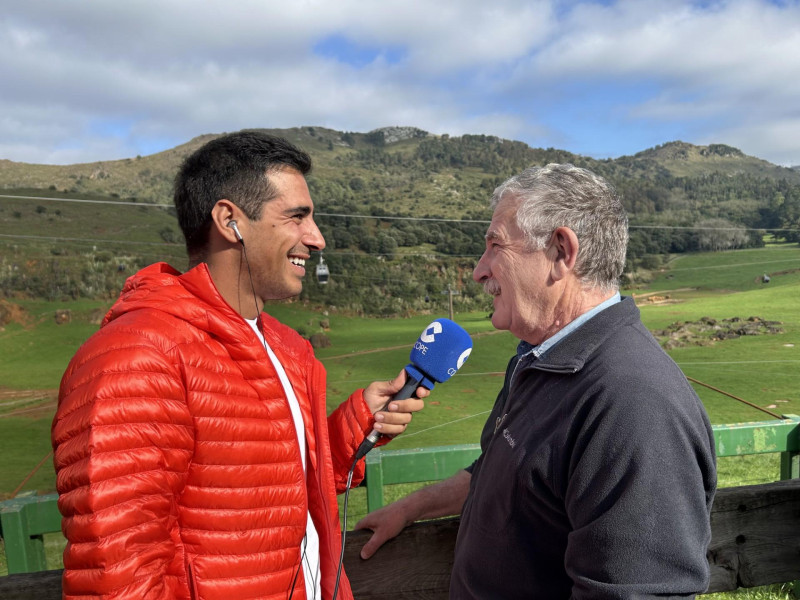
[[52, 131, 427, 600]]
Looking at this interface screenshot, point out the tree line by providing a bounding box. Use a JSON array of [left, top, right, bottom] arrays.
[[2, 131, 800, 314]]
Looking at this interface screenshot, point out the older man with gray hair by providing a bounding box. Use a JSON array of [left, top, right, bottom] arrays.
[[356, 163, 717, 599]]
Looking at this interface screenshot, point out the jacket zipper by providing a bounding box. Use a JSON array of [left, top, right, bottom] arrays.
[[494, 354, 577, 437], [187, 559, 199, 600]]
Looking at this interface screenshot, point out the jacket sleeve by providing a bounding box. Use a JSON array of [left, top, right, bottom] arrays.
[[326, 387, 378, 492], [562, 377, 716, 599], [52, 329, 194, 599]]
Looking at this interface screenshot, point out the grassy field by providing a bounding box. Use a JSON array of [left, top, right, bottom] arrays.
[[1, 243, 798, 596]]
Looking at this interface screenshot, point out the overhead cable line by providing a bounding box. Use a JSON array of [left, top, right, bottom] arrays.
[[0, 194, 484, 223], [632, 224, 781, 231], [677, 359, 800, 366], [0, 194, 161, 207], [0, 233, 182, 247], [318, 212, 488, 224], [3, 234, 798, 282], [0, 234, 481, 258], [400, 411, 493, 438], [5, 233, 799, 273], [668, 259, 800, 272], [3, 194, 799, 232]]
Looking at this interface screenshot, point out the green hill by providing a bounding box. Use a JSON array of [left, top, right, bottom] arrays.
[[2, 126, 800, 314]]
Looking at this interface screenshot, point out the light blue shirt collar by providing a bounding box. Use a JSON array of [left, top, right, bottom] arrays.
[[516, 292, 621, 359]]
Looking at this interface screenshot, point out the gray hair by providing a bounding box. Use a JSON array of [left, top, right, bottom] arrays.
[[491, 163, 628, 291]]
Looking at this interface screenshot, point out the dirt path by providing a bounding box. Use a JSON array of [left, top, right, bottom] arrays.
[[632, 287, 695, 298], [0, 389, 58, 419]]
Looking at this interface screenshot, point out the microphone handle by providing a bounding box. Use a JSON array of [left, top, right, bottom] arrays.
[[354, 370, 424, 460]]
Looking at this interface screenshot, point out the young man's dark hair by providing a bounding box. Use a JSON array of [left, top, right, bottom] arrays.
[[173, 131, 312, 261]]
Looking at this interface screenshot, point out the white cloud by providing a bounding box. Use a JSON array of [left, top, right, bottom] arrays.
[[329, 0, 555, 72], [535, 0, 800, 83], [1, 0, 799, 165], [517, 0, 800, 164], [708, 116, 800, 167]]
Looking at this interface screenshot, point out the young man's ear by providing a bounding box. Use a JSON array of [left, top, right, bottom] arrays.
[[210, 200, 241, 245], [550, 227, 579, 281]]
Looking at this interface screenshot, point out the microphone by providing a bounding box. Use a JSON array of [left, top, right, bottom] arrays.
[[354, 318, 473, 460]]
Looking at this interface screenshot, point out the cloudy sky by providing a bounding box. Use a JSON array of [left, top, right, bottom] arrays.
[[2, 0, 799, 166]]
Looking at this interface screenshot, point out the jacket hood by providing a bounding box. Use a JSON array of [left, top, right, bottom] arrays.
[[103, 262, 229, 325], [103, 261, 311, 368], [102, 262, 253, 353]]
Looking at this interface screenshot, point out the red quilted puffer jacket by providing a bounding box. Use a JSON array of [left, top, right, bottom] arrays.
[[52, 263, 378, 600]]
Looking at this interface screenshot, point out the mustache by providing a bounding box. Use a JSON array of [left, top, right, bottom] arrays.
[[483, 279, 500, 296]]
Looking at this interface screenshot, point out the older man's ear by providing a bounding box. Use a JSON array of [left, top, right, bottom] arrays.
[[549, 226, 579, 281]]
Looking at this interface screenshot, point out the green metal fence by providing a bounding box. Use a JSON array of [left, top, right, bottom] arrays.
[[0, 493, 61, 574], [2, 415, 799, 575]]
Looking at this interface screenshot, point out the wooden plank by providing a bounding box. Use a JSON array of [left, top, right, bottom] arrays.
[[707, 478, 800, 591], [0, 569, 62, 600], [343, 519, 458, 599], [341, 480, 800, 597], [2, 480, 798, 598]]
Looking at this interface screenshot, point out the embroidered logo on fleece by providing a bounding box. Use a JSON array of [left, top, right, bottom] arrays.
[[502, 428, 517, 448]]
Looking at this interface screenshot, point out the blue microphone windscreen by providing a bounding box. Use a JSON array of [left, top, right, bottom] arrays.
[[409, 318, 473, 385]]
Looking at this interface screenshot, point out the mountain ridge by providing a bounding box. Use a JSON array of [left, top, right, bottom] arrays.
[[2, 127, 799, 206]]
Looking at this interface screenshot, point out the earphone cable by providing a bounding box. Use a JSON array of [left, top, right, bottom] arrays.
[[303, 534, 320, 598], [331, 458, 358, 600], [287, 535, 306, 600], [239, 231, 348, 600], [239, 237, 307, 600]]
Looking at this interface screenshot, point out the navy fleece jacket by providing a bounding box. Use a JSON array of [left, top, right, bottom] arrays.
[[451, 296, 716, 599]]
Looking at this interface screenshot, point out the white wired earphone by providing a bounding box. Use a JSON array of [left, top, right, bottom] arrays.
[[227, 220, 244, 243]]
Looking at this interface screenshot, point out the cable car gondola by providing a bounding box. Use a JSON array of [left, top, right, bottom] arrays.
[[316, 254, 329, 285]]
